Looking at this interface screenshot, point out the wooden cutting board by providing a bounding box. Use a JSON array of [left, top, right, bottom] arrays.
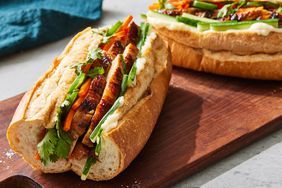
[[0, 68, 281, 188]]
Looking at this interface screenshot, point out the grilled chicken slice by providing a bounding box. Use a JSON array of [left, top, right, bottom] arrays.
[[123, 43, 139, 74], [108, 40, 124, 60], [81, 44, 139, 147], [127, 22, 140, 45], [92, 56, 112, 74], [232, 7, 271, 21], [70, 143, 90, 160], [82, 55, 124, 147], [70, 75, 106, 140], [158, 9, 183, 16]]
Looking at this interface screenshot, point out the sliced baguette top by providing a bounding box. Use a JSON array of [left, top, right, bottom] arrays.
[[147, 16, 282, 55]]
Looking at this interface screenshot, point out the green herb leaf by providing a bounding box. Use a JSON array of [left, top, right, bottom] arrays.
[[217, 1, 246, 18], [49, 154, 59, 163], [237, 1, 247, 9], [71, 48, 103, 75], [37, 129, 58, 165], [278, 7, 282, 14], [37, 127, 73, 165], [158, 0, 167, 9], [217, 3, 234, 18], [81, 156, 96, 180], [87, 67, 105, 78], [140, 13, 147, 20], [55, 137, 71, 158], [88, 48, 103, 62]]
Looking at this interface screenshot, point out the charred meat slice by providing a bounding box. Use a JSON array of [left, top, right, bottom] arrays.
[[92, 56, 112, 73], [70, 75, 106, 140], [108, 40, 124, 60], [82, 55, 124, 147], [231, 7, 271, 21], [70, 143, 90, 160], [127, 22, 140, 45], [123, 43, 139, 74], [158, 9, 183, 16], [91, 54, 112, 75], [101, 55, 112, 72]]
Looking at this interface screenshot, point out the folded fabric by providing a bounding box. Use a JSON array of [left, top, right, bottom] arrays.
[[0, 0, 103, 57]]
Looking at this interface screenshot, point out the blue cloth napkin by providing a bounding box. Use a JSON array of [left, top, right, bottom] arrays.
[[0, 0, 103, 57]]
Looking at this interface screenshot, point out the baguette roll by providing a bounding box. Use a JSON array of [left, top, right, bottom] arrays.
[[147, 0, 282, 80], [7, 17, 171, 180]]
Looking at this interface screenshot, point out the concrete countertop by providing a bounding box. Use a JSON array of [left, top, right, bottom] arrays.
[[0, 0, 281, 187]]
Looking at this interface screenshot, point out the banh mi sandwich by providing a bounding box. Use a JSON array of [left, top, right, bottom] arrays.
[[147, 0, 282, 80], [7, 15, 171, 181]]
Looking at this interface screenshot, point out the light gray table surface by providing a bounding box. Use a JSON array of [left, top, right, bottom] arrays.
[[1, 1, 281, 187]]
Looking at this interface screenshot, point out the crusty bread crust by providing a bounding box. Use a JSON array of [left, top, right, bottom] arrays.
[[153, 26, 282, 55], [164, 36, 282, 80], [7, 28, 171, 180]]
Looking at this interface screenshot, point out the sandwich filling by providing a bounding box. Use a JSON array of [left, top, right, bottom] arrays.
[[36, 16, 152, 180], [148, 0, 282, 33]]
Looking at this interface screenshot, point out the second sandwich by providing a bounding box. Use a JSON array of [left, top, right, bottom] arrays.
[[147, 0, 282, 80]]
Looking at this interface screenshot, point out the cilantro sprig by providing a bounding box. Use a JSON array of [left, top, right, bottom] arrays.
[[158, 0, 167, 9], [87, 67, 105, 78], [217, 1, 246, 19], [37, 129, 58, 165]]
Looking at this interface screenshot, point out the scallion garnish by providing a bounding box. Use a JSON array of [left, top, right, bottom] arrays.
[[81, 156, 96, 180]]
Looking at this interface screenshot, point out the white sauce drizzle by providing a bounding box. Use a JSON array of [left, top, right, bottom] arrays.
[[147, 16, 282, 36]]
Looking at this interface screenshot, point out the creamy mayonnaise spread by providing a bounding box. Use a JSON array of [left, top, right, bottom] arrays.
[[147, 16, 282, 36]]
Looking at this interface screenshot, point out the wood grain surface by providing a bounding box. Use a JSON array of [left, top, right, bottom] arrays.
[[0, 68, 281, 188]]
